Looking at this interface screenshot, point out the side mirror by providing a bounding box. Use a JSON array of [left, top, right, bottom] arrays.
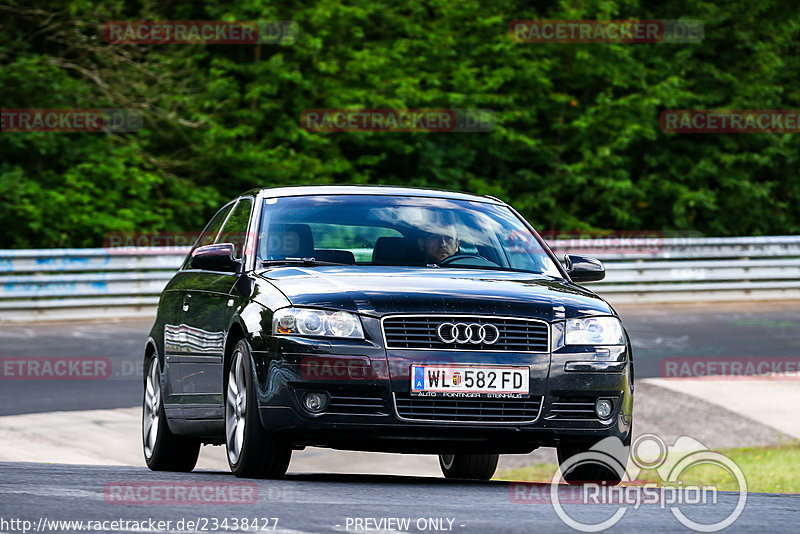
[[190, 243, 239, 272], [564, 254, 605, 282]]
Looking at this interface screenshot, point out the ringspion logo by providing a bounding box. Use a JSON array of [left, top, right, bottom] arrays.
[[510, 434, 747, 532]]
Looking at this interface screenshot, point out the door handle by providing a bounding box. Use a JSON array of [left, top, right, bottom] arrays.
[[182, 294, 191, 312]]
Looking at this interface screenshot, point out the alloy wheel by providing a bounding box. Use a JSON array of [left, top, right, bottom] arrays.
[[142, 360, 161, 459], [226, 349, 247, 465]]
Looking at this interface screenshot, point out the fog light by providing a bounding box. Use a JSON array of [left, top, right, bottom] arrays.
[[595, 399, 613, 419], [303, 392, 328, 413]]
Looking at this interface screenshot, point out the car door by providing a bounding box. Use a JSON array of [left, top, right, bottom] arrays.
[[175, 197, 254, 420], [162, 200, 235, 414]]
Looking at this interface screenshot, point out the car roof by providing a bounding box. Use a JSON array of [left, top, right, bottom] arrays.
[[240, 185, 506, 205]]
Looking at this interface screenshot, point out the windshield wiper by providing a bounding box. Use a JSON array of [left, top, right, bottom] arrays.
[[260, 257, 350, 267]]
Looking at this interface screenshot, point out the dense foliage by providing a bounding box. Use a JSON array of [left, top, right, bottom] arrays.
[[1, 0, 799, 248]]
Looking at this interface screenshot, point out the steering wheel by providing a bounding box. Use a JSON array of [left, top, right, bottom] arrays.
[[438, 253, 498, 268]]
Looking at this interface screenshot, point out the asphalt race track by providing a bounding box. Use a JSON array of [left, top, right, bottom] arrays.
[[1, 302, 799, 532], [2, 302, 800, 415], [0, 462, 796, 533]]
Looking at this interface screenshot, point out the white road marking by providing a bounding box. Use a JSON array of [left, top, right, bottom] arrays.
[[0, 486, 100, 499], [642, 377, 800, 439], [0, 407, 439, 475]]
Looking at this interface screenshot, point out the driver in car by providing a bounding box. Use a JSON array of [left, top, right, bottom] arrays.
[[418, 226, 460, 264]]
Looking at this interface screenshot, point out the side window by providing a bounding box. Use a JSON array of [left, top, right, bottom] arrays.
[[184, 203, 234, 269], [196, 203, 234, 248], [218, 198, 253, 259]]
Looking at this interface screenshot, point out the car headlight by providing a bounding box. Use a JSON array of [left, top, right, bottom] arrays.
[[272, 308, 365, 339], [565, 317, 624, 345]]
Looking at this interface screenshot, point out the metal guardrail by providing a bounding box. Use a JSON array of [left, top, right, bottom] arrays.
[[1, 236, 799, 321], [547, 236, 800, 303], [0, 248, 188, 321]]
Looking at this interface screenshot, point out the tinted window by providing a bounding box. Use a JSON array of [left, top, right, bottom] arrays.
[[307, 223, 402, 262], [256, 195, 563, 277], [183, 202, 234, 269], [196, 203, 234, 248], [218, 198, 253, 259]]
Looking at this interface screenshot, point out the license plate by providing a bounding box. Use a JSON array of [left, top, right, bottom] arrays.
[[410, 365, 529, 398]]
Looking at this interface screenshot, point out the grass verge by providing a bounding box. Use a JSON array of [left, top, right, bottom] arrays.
[[495, 443, 800, 493]]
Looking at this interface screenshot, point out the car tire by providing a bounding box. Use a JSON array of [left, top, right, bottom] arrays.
[[557, 434, 630, 486], [438, 453, 499, 480], [226, 339, 292, 479], [142, 357, 200, 472]]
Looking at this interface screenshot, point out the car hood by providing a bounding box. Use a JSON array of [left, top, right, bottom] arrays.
[[254, 266, 613, 321]]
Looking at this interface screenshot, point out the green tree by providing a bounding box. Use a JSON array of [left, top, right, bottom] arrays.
[[1, 0, 798, 248]]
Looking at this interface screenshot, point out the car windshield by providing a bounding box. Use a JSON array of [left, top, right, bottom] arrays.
[[256, 194, 563, 277]]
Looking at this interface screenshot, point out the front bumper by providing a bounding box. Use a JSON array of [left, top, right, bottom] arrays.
[[250, 334, 633, 454]]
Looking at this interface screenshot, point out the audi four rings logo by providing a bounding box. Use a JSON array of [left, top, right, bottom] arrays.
[[436, 322, 500, 344]]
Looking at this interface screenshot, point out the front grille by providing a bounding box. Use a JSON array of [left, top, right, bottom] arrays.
[[547, 396, 599, 420], [394, 393, 543, 423], [382, 315, 549, 353], [327, 391, 388, 416]]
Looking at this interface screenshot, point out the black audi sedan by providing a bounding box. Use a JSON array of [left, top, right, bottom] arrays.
[[143, 186, 633, 482]]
